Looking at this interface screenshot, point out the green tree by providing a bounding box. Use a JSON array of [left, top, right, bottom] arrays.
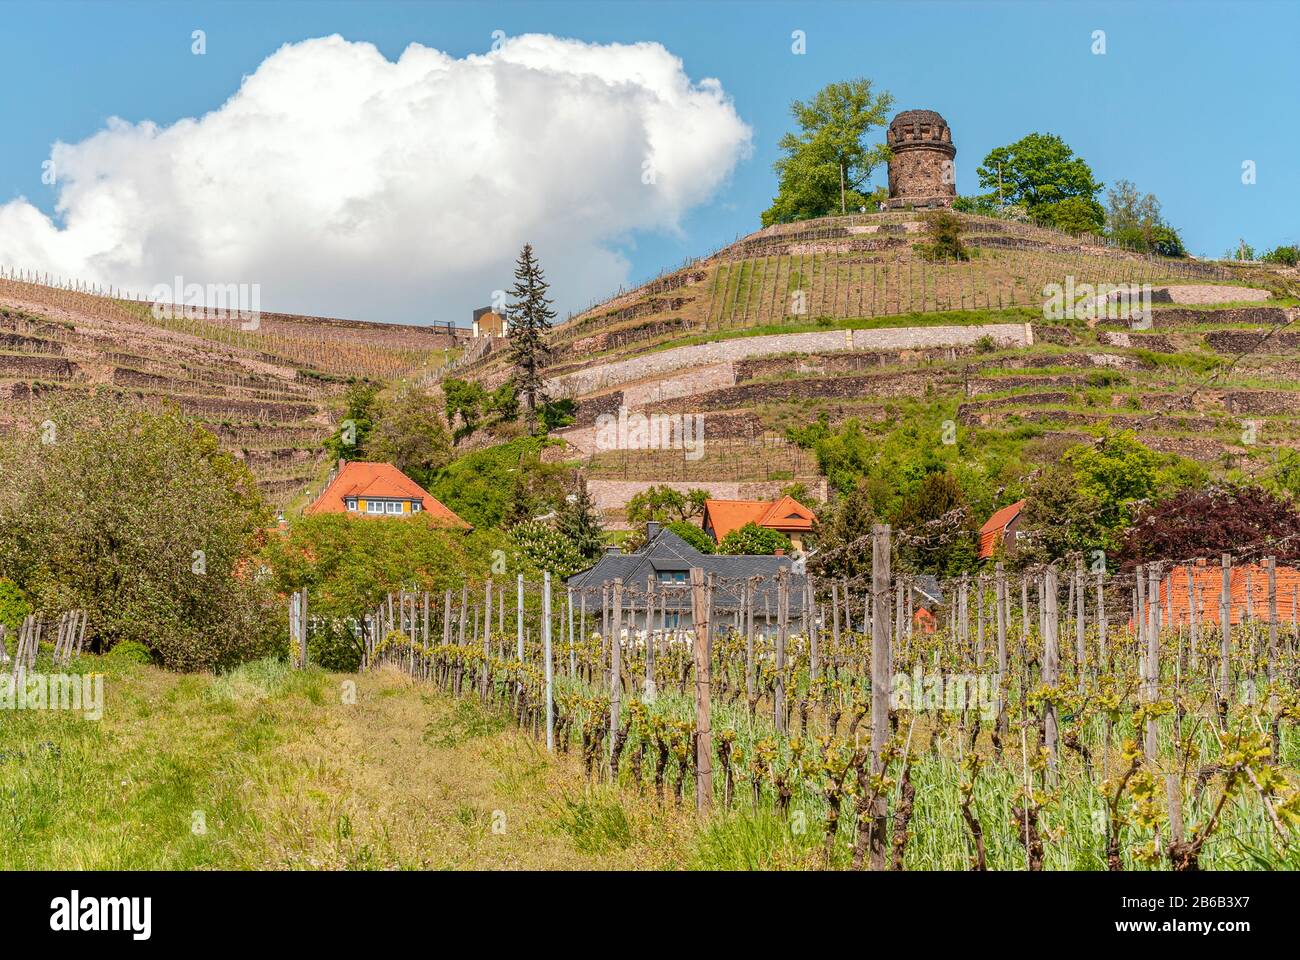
[[665, 520, 715, 554], [625, 485, 708, 525], [1262, 245, 1300, 267], [443, 377, 487, 441], [814, 477, 876, 581], [264, 516, 516, 669], [506, 244, 557, 433], [892, 470, 979, 576], [718, 522, 792, 556], [975, 133, 1104, 230], [368, 386, 453, 489], [0, 396, 279, 669], [557, 473, 605, 562], [509, 519, 584, 578], [324, 381, 381, 461], [761, 78, 894, 226], [1105, 179, 1186, 255]]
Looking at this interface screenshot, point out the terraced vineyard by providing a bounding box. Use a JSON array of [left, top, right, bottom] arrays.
[[0, 275, 466, 506], [454, 211, 1299, 509]]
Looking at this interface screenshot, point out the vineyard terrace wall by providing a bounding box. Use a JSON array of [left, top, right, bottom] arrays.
[[545, 322, 1034, 400]]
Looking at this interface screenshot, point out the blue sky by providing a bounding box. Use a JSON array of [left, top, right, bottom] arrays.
[[1, 0, 1296, 322]]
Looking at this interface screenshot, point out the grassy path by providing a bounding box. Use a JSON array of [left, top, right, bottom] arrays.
[[0, 657, 693, 869]]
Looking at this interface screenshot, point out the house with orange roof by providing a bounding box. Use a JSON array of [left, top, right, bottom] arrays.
[[306, 460, 471, 528], [978, 499, 1026, 560], [701, 495, 817, 550]]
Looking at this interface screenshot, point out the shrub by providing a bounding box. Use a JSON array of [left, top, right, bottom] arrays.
[[664, 520, 715, 553], [0, 396, 281, 670], [0, 577, 29, 635], [105, 640, 154, 665], [916, 211, 968, 262], [1262, 245, 1300, 267], [717, 522, 791, 556]]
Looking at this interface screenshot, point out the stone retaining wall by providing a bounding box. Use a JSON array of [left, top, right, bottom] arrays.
[[547, 322, 1032, 399]]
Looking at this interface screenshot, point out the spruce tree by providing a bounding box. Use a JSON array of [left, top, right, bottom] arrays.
[[505, 243, 556, 434]]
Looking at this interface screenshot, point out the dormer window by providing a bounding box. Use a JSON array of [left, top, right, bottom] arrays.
[[346, 499, 357, 511], [386, 501, 401, 514], [412, 502, 422, 513]]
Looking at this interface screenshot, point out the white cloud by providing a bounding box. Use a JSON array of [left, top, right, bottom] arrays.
[[0, 34, 751, 323]]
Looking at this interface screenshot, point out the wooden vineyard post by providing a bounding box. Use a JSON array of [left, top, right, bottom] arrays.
[[775, 570, 788, 734], [543, 572, 554, 752], [299, 588, 308, 668], [1042, 566, 1059, 784], [744, 578, 756, 704], [567, 587, 576, 678], [482, 579, 492, 698], [442, 589, 452, 645], [610, 578, 623, 749], [1144, 565, 1160, 768], [1074, 556, 1086, 673], [645, 575, 657, 698], [870, 524, 892, 871], [516, 574, 525, 662], [995, 562, 1008, 734], [1220, 554, 1232, 711], [1096, 562, 1108, 670], [808, 576, 820, 684], [1267, 556, 1278, 690], [690, 567, 713, 815], [975, 574, 985, 668]]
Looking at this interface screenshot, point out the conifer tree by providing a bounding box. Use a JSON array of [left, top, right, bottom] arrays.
[[506, 243, 556, 433]]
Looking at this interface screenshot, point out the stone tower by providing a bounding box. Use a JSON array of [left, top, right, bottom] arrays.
[[884, 109, 956, 210]]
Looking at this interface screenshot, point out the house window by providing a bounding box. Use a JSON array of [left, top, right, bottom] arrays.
[[386, 501, 401, 514], [346, 500, 357, 511], [367, 501, 384, 514], [412, 502, 422, 513], [658, 571, 688, 584]]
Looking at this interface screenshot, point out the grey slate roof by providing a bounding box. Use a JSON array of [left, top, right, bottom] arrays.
[[567, 526, 807, 613]]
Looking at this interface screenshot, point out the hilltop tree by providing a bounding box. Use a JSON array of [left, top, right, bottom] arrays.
[[975, 133, 1104, 232], [761, 78, 894, 226], [506, 243, 557, 434], [1105, 179, 1186, 256]]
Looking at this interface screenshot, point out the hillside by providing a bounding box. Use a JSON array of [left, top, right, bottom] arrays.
[[453, 211, 1300, 518], [0, 273, 467, 506]]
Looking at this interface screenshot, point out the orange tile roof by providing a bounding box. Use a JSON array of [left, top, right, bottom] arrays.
[[703, 496, 817, 542], [306, 461, 470, 528], [1151, 563, 1300, 627], [978, 499, 1025, 559]]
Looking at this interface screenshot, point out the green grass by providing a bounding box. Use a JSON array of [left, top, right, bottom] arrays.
[[0, 654, 690, 869]]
